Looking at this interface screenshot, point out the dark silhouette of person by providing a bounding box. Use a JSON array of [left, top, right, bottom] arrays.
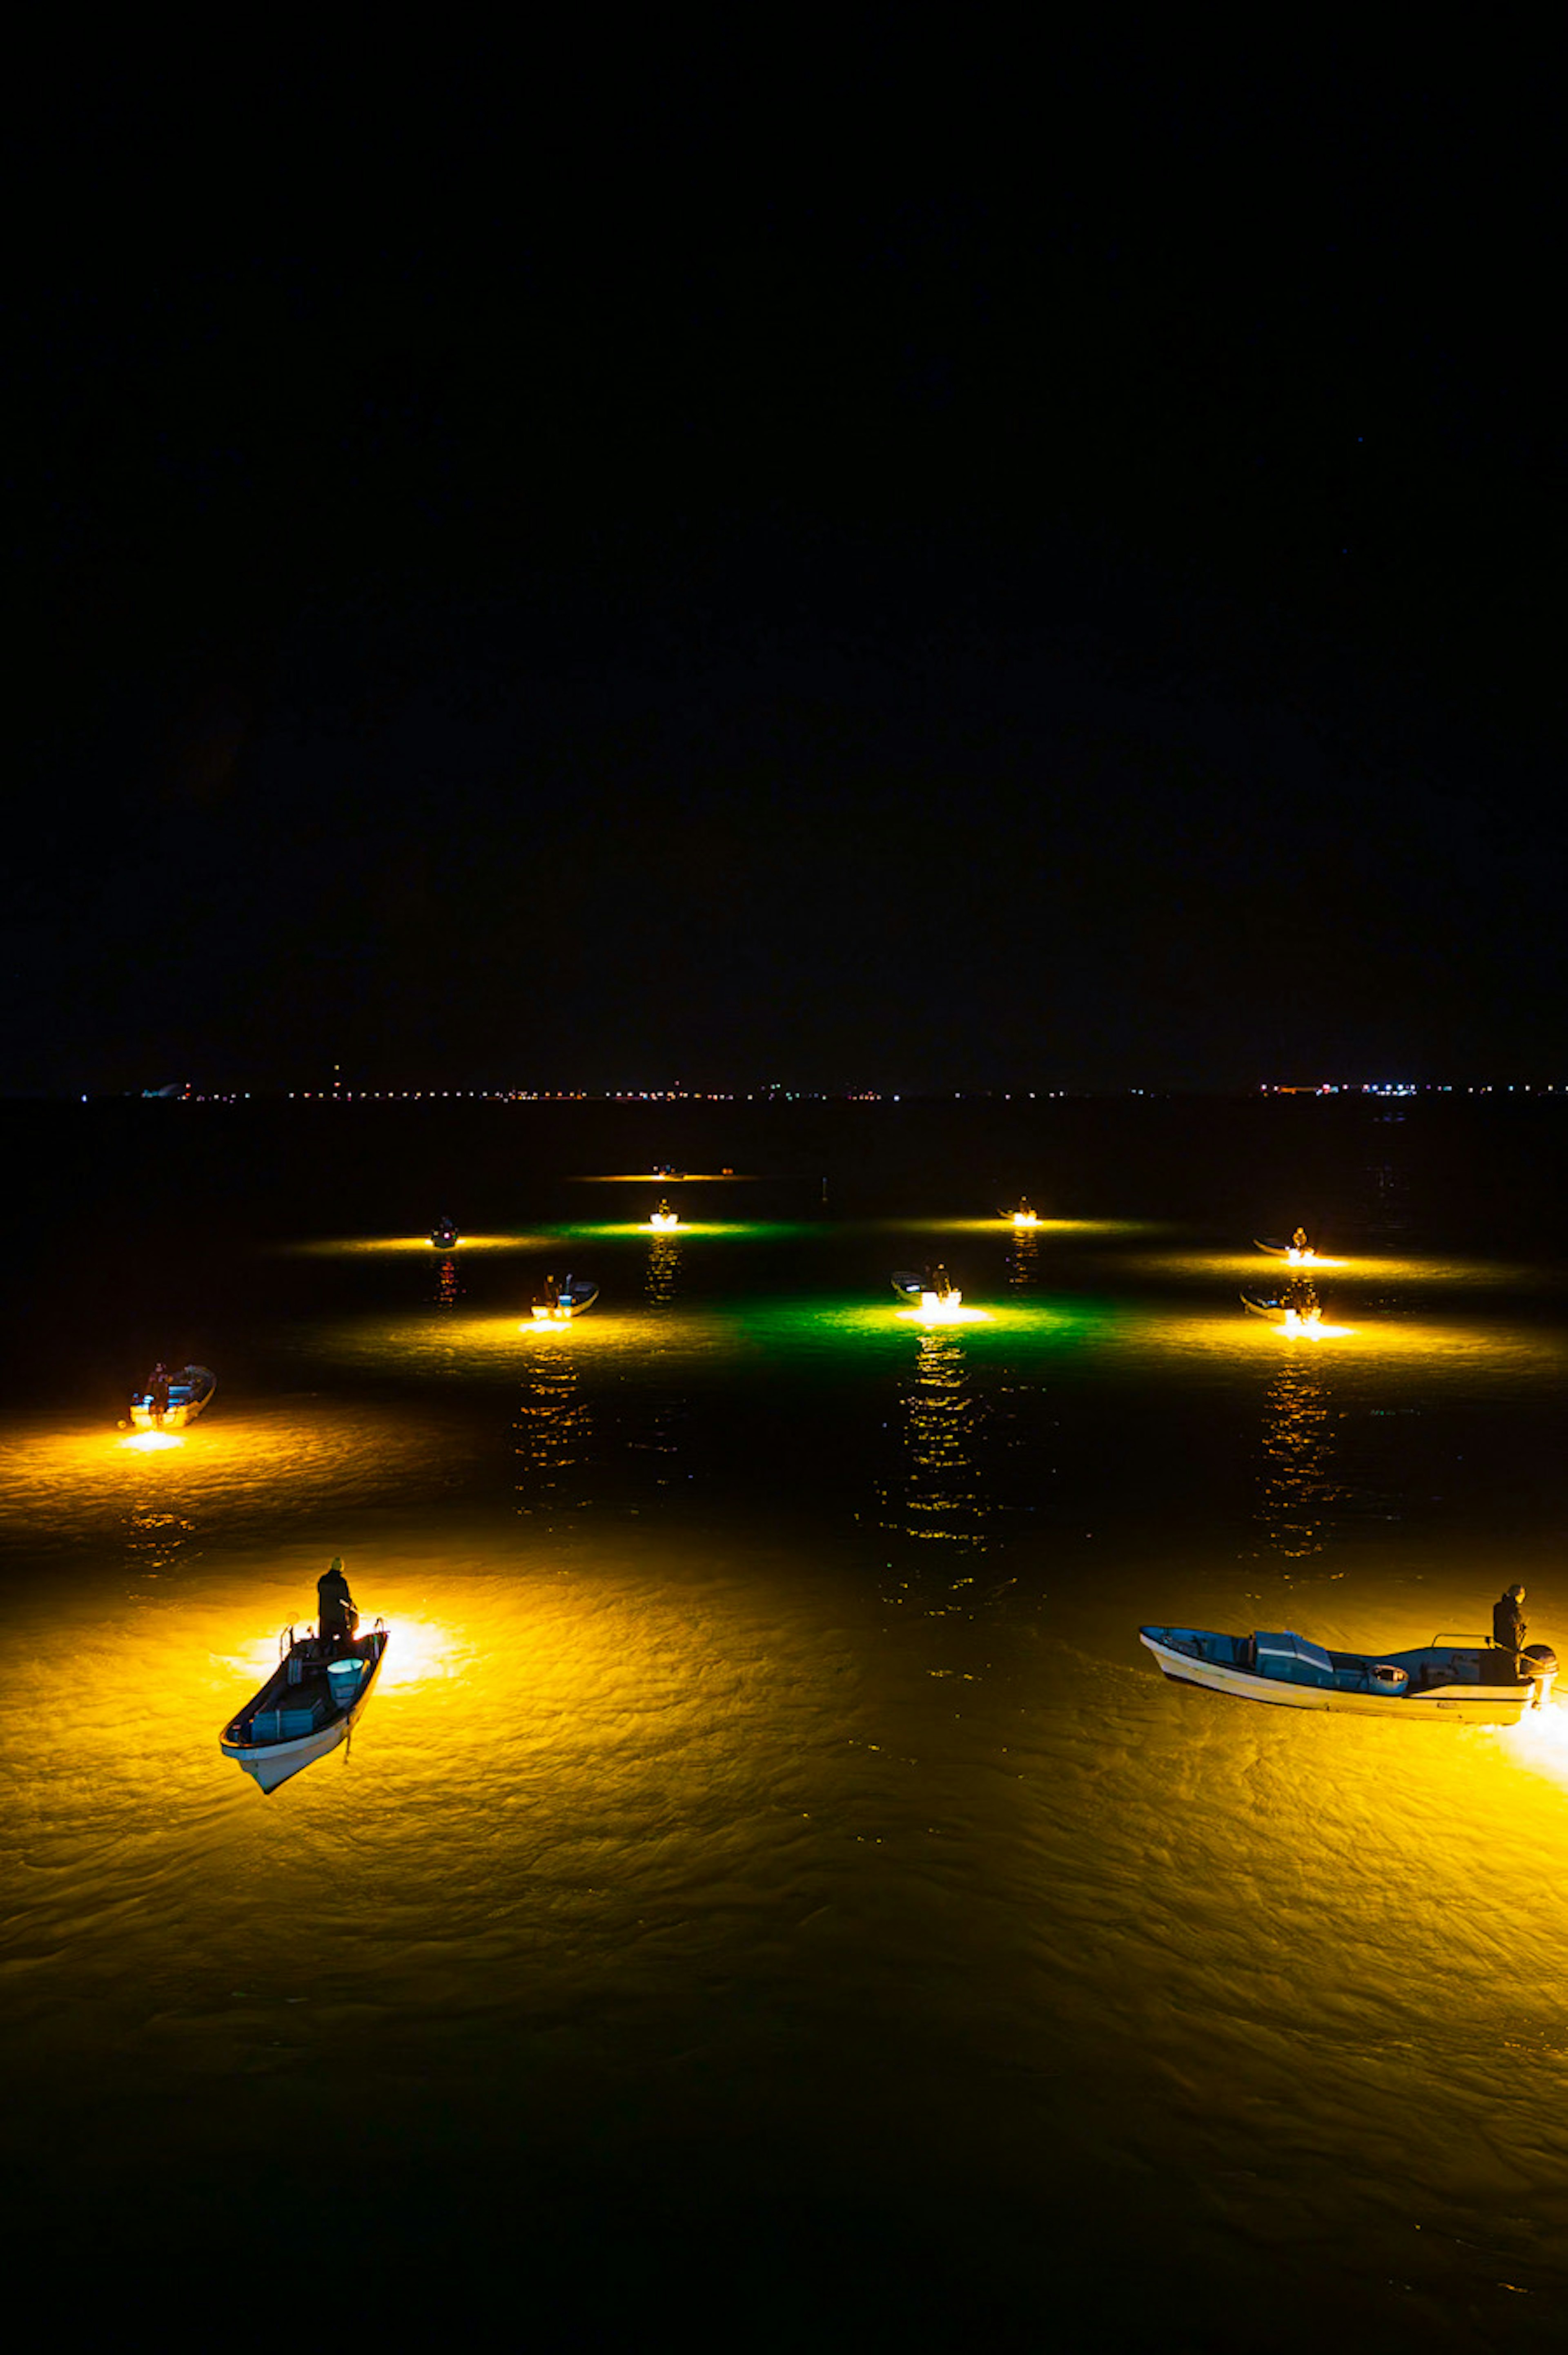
[[1292, 1226, 1310, 1254], [1017, 1198, 1033, 1218], [149, 1364, 170, 1423], [1492, 1583, 1527, 1680], [539, 1272, 561, 1309], [930, 1263, 954, 1300], [317, 1556, 359, 1654]]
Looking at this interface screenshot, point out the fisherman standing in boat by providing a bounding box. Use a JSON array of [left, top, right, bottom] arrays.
[[149, 1363, 170, 1425], [1492, 1583, 1528, 1681], [317, 1556, 359, 1656], [1291, 1226, 1310, 1256]]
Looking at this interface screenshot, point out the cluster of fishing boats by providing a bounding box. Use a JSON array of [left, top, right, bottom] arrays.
[[1239, 1230, 1347, 1334], [188, 1187, 1552, 1784]]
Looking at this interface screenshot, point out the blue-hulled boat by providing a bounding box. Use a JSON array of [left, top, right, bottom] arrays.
[[1140, 1623, 1558, 1723]]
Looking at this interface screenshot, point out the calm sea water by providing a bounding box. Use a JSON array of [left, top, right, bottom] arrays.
[[3, 1096, 1567, 2349]]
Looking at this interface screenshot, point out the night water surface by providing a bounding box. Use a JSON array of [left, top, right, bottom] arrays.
[[3, 1097, 1567, 2350]]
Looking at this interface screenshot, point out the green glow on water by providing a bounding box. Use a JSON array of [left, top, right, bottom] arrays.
[[733, 1294, 1118, 1354]]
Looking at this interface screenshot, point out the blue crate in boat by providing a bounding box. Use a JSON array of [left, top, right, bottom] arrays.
[[254, 1693, 328, 1740], [1254, 1631, 1335, 1687]]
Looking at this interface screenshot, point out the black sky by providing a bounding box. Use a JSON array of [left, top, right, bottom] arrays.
[[8, 30, 1561, 1094]]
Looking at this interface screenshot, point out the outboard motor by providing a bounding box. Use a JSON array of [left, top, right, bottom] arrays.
[[1521, 1643, 1558, 1710]]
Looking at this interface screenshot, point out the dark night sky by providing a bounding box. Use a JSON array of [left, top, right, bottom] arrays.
[[7, 29, 1561, 1095]]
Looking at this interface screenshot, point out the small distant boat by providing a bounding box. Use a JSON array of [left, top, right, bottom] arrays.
[[1000, 1204, 1040, 1227], [648, 1212, 679, 1229], [1139, 1623, 1558, 1723], [129, 1365, 216, 1430], [529, 1278, 599, 1322], [1254, 1238, 1343, 1265], [430, 1218, 461, 1249], [220, 1622, 390, 1793]]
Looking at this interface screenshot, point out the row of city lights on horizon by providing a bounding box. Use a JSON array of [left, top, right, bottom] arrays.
[[106, 1081, 1568, 1105]]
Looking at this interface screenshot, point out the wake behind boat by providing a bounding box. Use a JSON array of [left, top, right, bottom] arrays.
[[129, 1364, 216, 1430], [220, 1622, 390, 1793], [1140, 1623, 1558, 1723]]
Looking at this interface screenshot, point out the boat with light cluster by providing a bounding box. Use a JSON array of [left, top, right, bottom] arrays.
[[892, 1269, 962, 1314], [129, 1365, 216, 1430], [1139, 1624, 1558, 1723], [529, 1278, 599, 1322], [430, 1218, 460, 1249], [220, 1621, 390, 1793]]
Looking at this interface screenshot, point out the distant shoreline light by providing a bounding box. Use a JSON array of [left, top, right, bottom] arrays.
[[49, 1081, 1565, 1106]]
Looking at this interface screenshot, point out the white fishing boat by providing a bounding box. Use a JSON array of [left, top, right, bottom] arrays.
[[220, 1622, 390, 1793], [1139, 1624, 1558, 1724]]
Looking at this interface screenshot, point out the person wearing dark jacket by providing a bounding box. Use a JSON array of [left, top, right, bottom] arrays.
[[317, 1556, 359, 1653], [1492, 1583, 1527, 1679]]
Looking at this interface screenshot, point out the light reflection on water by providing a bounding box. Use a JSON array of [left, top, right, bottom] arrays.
[[877, 1326, 985, 1560], [1255, 1352, 1344, 1557], [6, 1192, 1568, 2337]]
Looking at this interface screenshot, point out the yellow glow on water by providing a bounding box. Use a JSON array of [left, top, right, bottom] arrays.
[[287, 1234, 540, 1258], [0, 1406, 467, 1540], [576, 1170, 753, 1182], [887, 1216, 1150, 1240], [896, 1301, 991, 1325], [1495, 1705, 1568, 1792], [1147, 1248, 1550, 1288], [1263, 1314, 1354, 1340], [373, 1614, 460, 1692]]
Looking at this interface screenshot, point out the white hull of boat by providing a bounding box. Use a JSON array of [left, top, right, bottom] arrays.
[[1140, 1627, 1546, 1725], [221, 1627, 390, 1793]]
